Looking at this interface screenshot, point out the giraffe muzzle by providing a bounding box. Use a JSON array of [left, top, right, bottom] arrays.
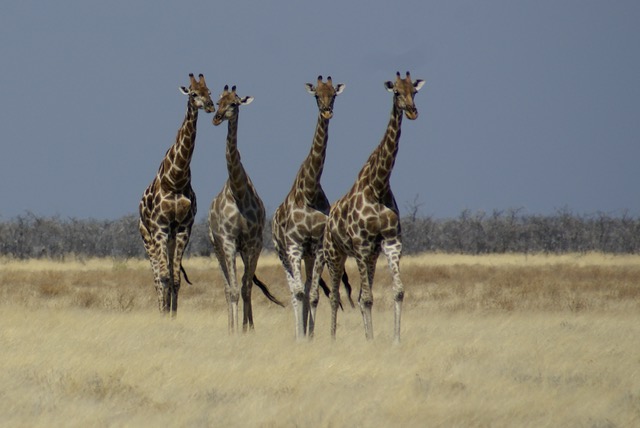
[[321, 109, 333, 120], [405, 108, 419, 120]]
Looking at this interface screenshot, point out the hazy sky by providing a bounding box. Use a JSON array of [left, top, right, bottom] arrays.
[[1, 1, 638, 220]]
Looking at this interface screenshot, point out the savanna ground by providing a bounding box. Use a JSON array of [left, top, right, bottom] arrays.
[[1, 253, 639, 427]]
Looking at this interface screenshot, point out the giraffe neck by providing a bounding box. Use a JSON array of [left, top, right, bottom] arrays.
[[225, 114, 249, 198], [359, 103, 403, 196], [294, 113, 330, 203], [161, 100, 199, 190]]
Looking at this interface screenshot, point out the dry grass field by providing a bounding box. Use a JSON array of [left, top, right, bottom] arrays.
[[1, 253, 639, 427]]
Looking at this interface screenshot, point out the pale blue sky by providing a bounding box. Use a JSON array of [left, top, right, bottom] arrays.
[[1, 1, 638, 220]]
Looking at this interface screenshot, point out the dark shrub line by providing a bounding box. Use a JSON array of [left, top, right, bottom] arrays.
[[1, 208, 638, 259]]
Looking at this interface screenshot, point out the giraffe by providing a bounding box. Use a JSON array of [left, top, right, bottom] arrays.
[[139, 73, 215, 316], [208, 84, 283, 334], [272, 76, 354, 340], [322, 71, 425, 343], [273, 76, 349, 340]]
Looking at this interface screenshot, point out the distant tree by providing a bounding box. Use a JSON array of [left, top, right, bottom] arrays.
[[185, 218, 212, 257], [404, 194, 424, 223], [0, 209, 638, 259]]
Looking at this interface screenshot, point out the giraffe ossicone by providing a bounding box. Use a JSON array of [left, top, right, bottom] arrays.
[[322, 71, 425, 343], [138, 73, 214, 316]]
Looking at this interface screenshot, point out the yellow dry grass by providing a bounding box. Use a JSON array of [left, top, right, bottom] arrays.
[[1, 253, 639, 427]]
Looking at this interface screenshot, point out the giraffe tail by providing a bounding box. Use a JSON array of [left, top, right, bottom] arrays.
[[341, 271, 355, 308], [252, 275, 285, 307], [318, 273, 354, 311], [319, 277, 342, 310], [181, 264, 193, 285]]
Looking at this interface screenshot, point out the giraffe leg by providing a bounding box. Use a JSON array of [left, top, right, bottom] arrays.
[[240, 250, 259, 332], [148, 252, 165, 314], [225, 248, 239, 334], [151, 269, 163, 312], [326, 253, 346, 340], [170, 227, 191, 317], [283, 268, 302, 339], [273, 219, 302, 339], [164, 232, 179, 318], [307, 251, 324, 338], [303, 255, 315, 336], [279, 245, 305, 340], [355, 254, 376, 341], [213, 237, 239, 334], [154, 229, 173, 315], [382, 239, 404, 344], [140, 220, 165, 313]]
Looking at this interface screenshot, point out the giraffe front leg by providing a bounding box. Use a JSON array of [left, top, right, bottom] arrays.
[[325, 253, 346, 340], [225, 248, 240, 334], [154, 230, 173, 315], [140, 222, 166, 314], [158, 274, 172, 315], [151, 269, 164, 313], [303, 256, 317, 336], [283, 247, 305, 340], [382, 239, 404, 344], [213, 238, 239, 334], [356, 254, 376, 341], [170, 228, 191, 317], [165, 231, 178, 318], [307, 251, 325, 339], [148, 247, 166, 313]]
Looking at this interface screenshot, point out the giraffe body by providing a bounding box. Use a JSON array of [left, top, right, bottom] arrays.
[[139, 74, 214, 316], [322, 72, 425, 342], [208, 85, 282, 334], [272, 76, 345, 340]]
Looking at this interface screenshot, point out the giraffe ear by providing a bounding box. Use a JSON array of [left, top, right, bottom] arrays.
[[384, 81, 394, 92], [305, 83, 316, 95], [240, 96, 254, 105], [179, 86, 190, 95], [335, 84, 345, 95], [414, 80, 425, 92]]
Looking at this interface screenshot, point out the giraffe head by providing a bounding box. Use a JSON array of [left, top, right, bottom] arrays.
[[305, 75, 345, 119], [384, 71, 425, 120], [179, 73, 215, 113], [212, 85, 254, 126]]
